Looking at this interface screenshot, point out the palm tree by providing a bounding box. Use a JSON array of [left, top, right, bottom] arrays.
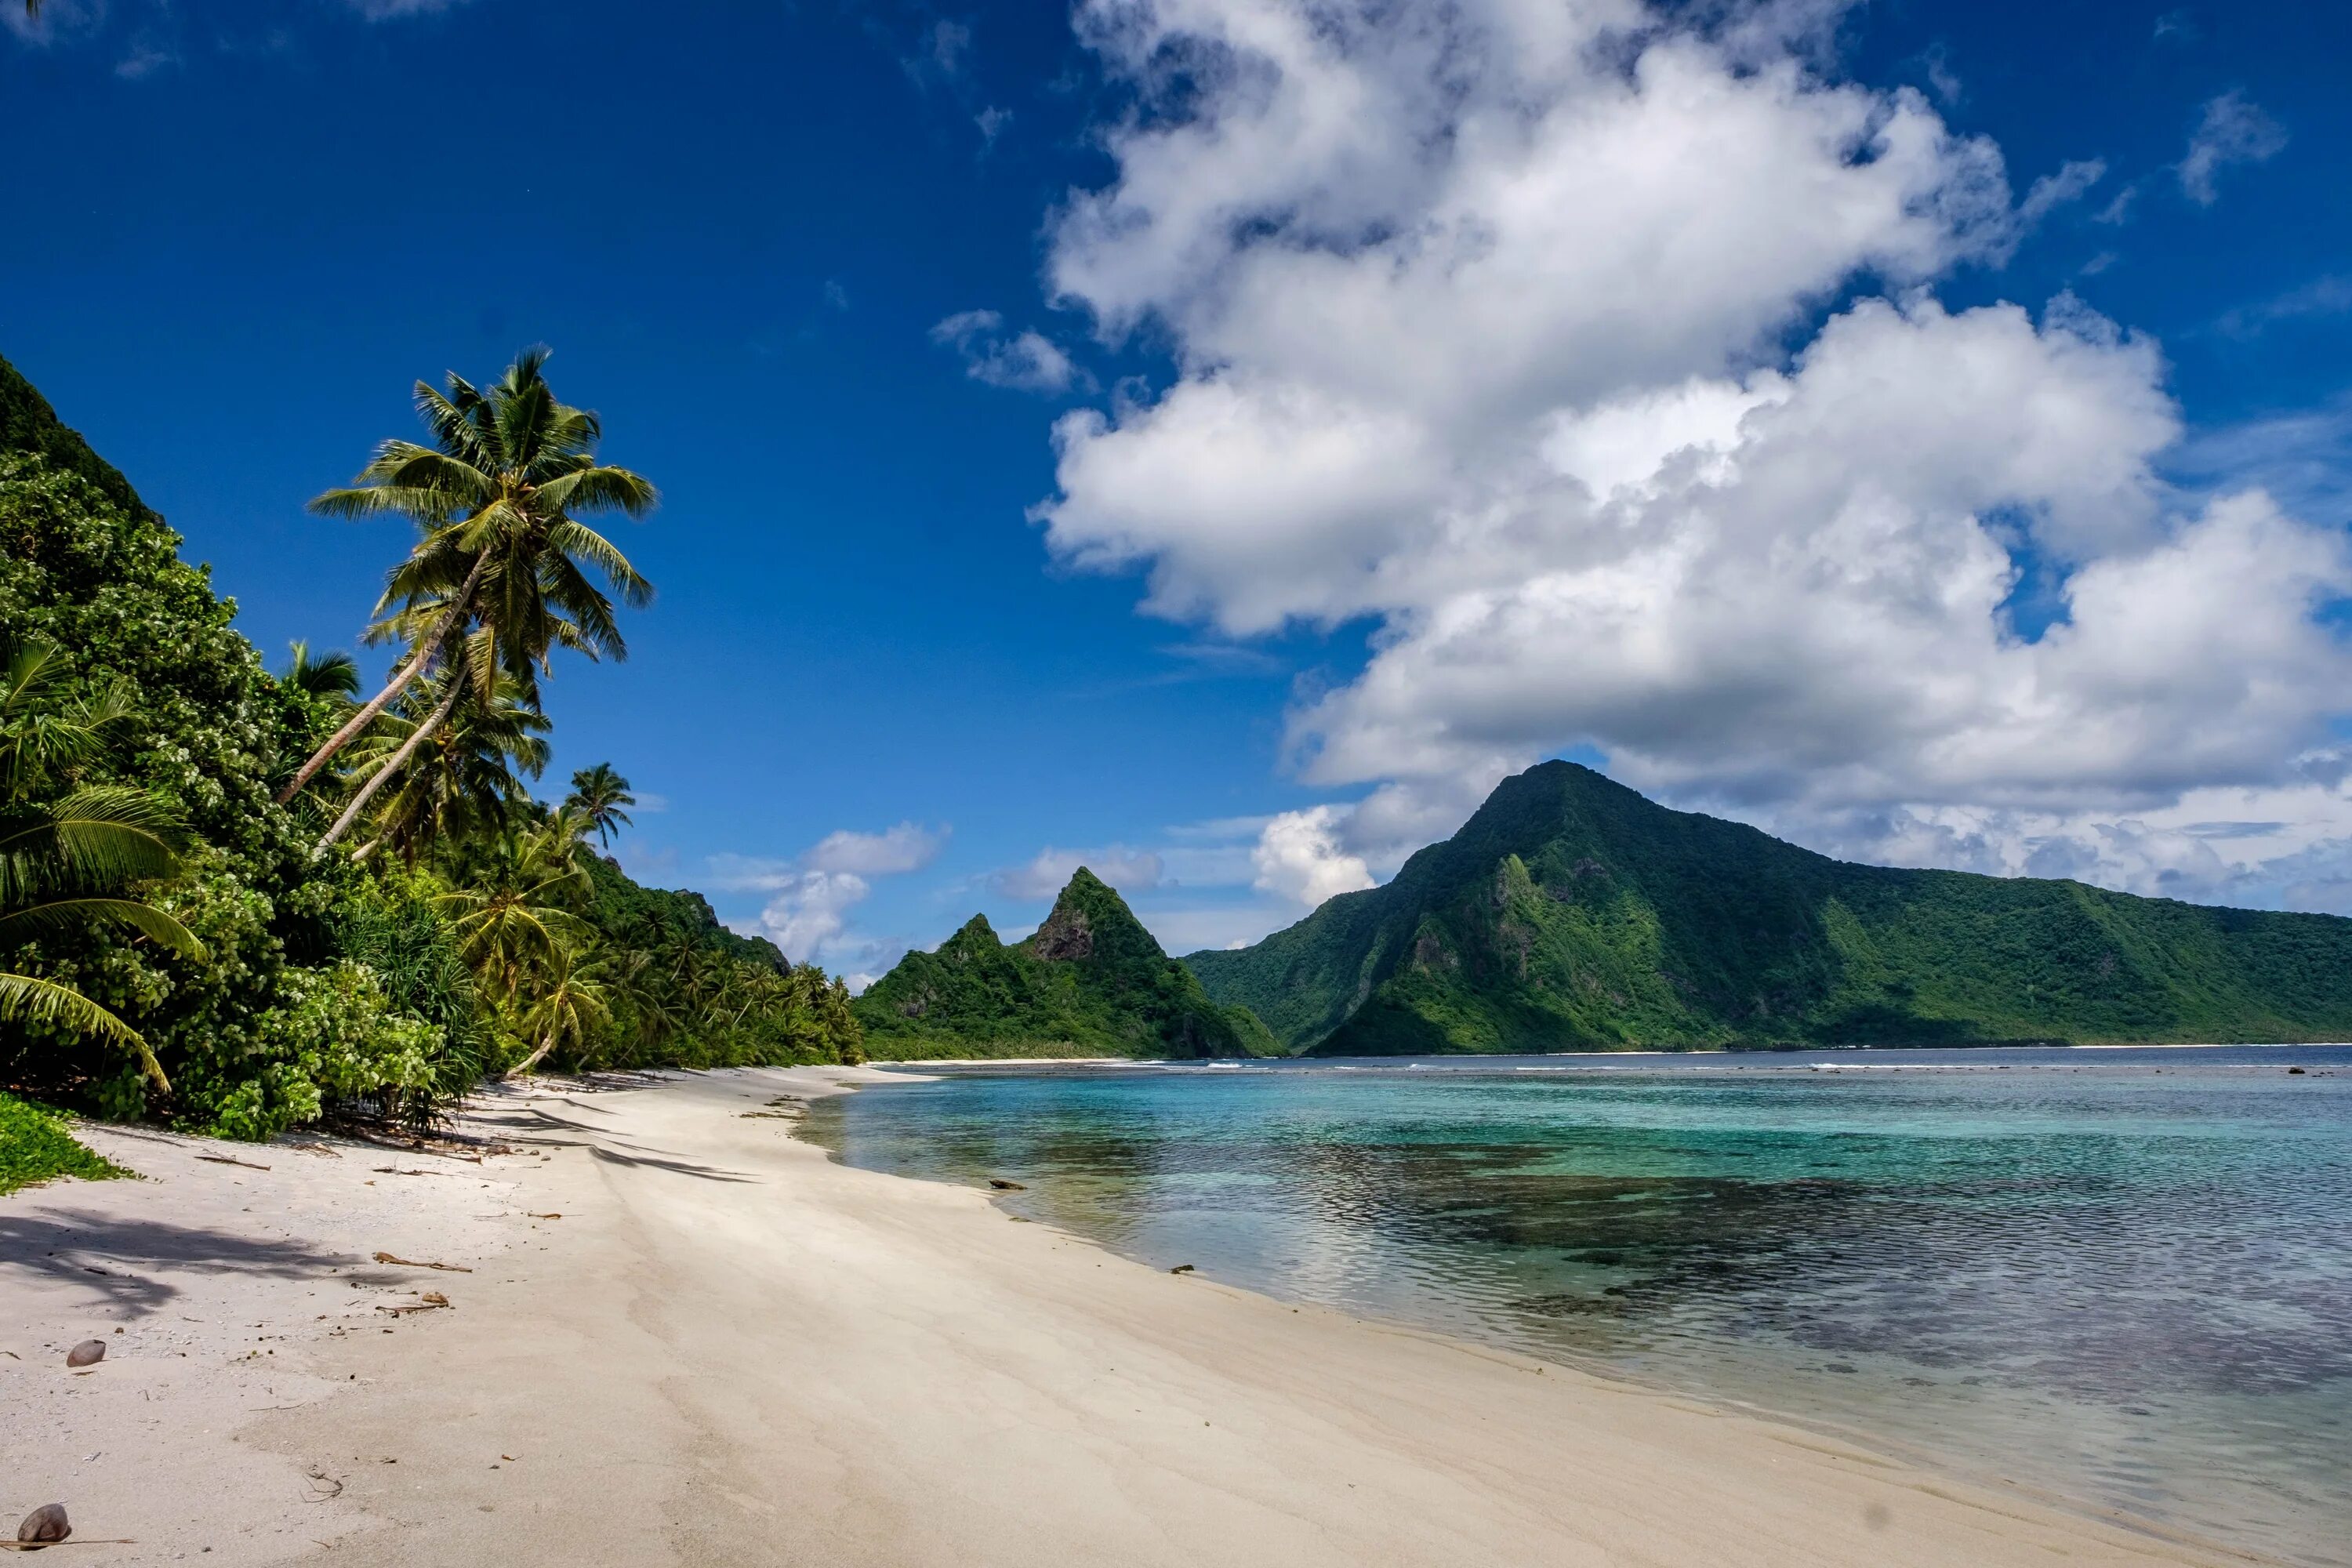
[[564, 762, 635, 847], [0, 641, 207, 1091], [346, 669, 551, 864], [504, 940, 612, 1079], [435, 815, 594, 1003], [280, 641, 361, 702], [283, 349, 657, 811], [601, 945, 682, 1058]]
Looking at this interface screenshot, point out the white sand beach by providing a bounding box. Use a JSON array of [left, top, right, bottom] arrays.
[[1, 1069, 2265, 1566]]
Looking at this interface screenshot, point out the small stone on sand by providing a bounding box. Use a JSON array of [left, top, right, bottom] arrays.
[[16, 1503, 70, 1544]]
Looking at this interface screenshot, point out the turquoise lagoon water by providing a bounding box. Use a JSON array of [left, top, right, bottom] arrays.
[[801, 1046, 2352, 1564]]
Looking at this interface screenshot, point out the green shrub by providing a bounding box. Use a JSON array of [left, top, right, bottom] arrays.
[[0, 1090, 129, 1195]]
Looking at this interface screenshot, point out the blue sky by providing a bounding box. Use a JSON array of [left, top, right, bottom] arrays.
[[5, 0, 2350, 985]]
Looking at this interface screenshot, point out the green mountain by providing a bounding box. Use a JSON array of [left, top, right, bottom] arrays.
[[855, 868, 1277, 1059], [1184, 761, 2352, 1054], [2, 352, 152, 519]]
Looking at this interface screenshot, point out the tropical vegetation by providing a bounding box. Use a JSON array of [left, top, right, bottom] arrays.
[[855, 868, 1276, 1059], [0, 348, 860, 1142], [0, 1088, 126, 1196]]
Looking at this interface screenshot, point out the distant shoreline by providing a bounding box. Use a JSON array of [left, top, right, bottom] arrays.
[[877, 1038, 2352, 1069]]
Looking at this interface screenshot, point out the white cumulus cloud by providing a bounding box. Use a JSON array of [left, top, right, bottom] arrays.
[[2017, 158, 2105, 225], [993, 847, 1165, 900], [1029, 0, 2352, 916], [805, 821, 948, 877], [2179, 91, 2287, 206], [1250, 806, 1375, 908], [710, 822, 946, 973], [753, 870, 873, 965], [342, 0, 474, 18], [932, 310, 1084, 394]]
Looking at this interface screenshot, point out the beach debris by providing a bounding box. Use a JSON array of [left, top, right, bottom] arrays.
[[375, 1292, 451, 1317], [64, 1341, 106, 1368], [1170, 1264, 1196, 1275], [527, 1213, 561, 1220], [195, 1153, 271, 1171], [370, 1167, 450, 1178], [987, 1178, 1026, 1191], [14, 1506, 68, 1545], [371, 1251, 474, 1273], [2288, 1066, 2307, 1075], [302, 1471, 343, 1502]]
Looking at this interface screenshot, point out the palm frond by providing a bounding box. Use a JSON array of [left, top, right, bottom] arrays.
[[535, 463, 660, 521], [0, 971, 169, 1090], [537, 555, 628, 659], [0, 788, 187, 903], [282, 641, 363, 700], [546, 517, 655, 604], [0, 896, 209, 961]]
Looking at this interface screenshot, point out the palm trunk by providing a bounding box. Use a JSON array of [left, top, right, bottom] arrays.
[[318, 678, 463, 851], [506, 1028, 560, 1080], [276, 551, 488, 804]]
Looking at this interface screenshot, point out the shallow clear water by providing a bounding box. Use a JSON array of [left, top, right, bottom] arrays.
[[801, 1046, 2352, 1564]]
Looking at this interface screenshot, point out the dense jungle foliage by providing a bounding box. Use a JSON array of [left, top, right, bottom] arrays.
[[855, 868, 1276, 1058], [0, 350, 860, 1140], [1185, 760, 2352, 1053]]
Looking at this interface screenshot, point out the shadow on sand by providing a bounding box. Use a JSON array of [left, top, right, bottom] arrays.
[[0, 1210, 353, 1316]]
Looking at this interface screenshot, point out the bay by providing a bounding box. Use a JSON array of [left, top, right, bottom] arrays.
[[802, 1045, 2352, 1565]]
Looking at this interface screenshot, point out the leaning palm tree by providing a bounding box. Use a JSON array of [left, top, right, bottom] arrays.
[[504, 940, 613, 1079], [0, 640, 207, 1091], [282, 349, 657, 811], [563, 762, 634, 847], [342, 666, 551, 864]]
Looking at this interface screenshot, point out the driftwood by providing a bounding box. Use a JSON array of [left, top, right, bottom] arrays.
[[195, 1153, 271, 1171], [0, 1545, 139, 1553], [376, 1292, 450, 1316], [371, 1251, 472, 1273]]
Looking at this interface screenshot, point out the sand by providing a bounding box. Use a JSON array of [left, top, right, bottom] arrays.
[[0, 1068, 2266, 1566]]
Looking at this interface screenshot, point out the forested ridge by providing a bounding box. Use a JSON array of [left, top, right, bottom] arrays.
[[1185, 761, 2352, 1054], [855, 868, 1276, 1059], [1, 350, 860, 1141]]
